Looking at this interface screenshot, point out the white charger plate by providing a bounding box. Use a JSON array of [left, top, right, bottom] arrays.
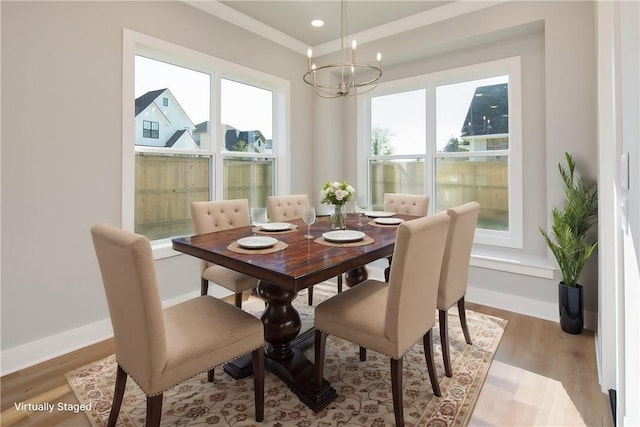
[[237, 236, 278, 249], [261, 222, 292, 232], [364, 211, 395, 218], [374, 217, 405, 225], [322, 230, 366, 243]]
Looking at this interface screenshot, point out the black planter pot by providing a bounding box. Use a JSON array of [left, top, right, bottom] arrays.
[[558, 282, 584, 334]]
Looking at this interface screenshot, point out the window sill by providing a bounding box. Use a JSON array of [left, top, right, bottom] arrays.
[[470, 247, 556, 279], [151, 239, 182, 260]]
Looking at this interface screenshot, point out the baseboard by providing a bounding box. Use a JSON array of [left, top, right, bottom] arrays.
[[0, 290, 200, 377], [465, 285, 597, 331]]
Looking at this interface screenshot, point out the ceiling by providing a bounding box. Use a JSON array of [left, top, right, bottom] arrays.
[[218, 1, 451, 47], [186, 1, 501, 55]]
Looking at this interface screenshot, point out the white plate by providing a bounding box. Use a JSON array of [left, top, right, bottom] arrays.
[[322, 230, 366, 243], [261, 222, 292, 232], [374, 217, 405, 225], [237, 236, 278, 249], [365, 211, 395, 218]]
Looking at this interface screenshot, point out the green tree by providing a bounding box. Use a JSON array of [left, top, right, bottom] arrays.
[[371, 126, 394, 155], [231, 139, 249, 152]]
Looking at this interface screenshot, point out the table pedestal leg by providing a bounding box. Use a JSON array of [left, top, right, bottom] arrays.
[[345, 266, 368, 287], [224, 280, 337, 412]]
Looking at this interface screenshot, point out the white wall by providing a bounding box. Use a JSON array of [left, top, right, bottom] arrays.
[[0, 1, 313, 373]]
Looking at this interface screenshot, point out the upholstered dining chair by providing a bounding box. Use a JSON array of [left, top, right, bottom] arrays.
[[191, 199, 259, 308], [383, 193, 430, 282], [91, 224, 265, 427], [437, 201, 481, 377], [267, 194, 343, 305], [314, 213, 450, 427]]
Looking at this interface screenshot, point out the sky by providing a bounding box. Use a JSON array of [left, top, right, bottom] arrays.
[[371, 75, 508, 155], [135, 55, 273, 139]]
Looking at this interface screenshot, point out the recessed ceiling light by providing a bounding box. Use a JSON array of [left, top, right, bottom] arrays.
[[311, 19, 324, 28]]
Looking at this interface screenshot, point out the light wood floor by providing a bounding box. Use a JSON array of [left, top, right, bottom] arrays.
[[0, 303, 613, 427]]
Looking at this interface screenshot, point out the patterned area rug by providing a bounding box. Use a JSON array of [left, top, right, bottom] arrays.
[[66, 283, 506, 426]]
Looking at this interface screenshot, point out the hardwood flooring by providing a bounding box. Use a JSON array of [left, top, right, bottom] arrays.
[[0, 303, 613, 426]]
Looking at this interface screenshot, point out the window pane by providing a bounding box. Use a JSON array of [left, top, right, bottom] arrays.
[[223, 157, 274, 207], [135, 153, 210, 240], [369, 159, 425, 210], [435, 156, 508, 231], [371, 89, 426, 155], [436, 76, 508, 153], [135, 56, 210, 150], [221, 79, 273, 154]]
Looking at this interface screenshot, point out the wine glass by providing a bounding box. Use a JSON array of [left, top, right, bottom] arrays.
[[302, 206, 316, 239], [355, 204, 368, 227]]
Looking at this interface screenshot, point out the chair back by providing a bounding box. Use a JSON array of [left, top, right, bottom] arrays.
[[385, 213, 450, 351], [91, 224, 167, 390], [383, 193, 429, 216], [438, 201, 481, 309], [266, 194, 311, 222], [191, 199, 251, 234]]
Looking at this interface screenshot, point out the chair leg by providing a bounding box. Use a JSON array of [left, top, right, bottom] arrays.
[[423, 329, 442, 397], [337, 274, 343, 293], [200, 278, 209, 296], [384, 256, 393, 282], [315, 330, 327, 387], [458, 297, 473, 345], [207, 368, 215, 382], [234, 293, 243, 309], [390, 358, 404, 427], [251, 347, 265, 422], [439, 309, 452, 377], [359, 346, 367, 361], [107, 364, 128, 427], [146, 394, 163, 427], [308, 285, 314, 306]]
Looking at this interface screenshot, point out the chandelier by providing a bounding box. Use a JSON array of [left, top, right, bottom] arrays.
[[303, 0, 382, 98]]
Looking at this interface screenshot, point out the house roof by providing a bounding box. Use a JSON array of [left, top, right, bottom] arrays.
[[135, 88, 167, 116], [194, 121, 208, 133], [165, 129, 187, 147], [460, 83, 509, 137]]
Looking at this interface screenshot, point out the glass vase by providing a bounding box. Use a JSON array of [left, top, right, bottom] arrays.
[[330, 204, 347, 230]]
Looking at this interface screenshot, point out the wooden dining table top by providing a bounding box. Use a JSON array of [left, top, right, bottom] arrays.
[[172, 214, 417, 292]]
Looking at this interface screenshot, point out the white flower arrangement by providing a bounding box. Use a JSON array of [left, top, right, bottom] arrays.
[[320, 180, 355, 205]]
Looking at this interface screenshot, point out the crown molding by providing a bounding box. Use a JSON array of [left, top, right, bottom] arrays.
[[185, 0, 508, 57]]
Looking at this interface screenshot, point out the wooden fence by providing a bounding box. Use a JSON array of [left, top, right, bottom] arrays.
[[136, 155, 509, 240]]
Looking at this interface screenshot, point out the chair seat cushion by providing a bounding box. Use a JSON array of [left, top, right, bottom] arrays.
[[315, 280, 405, 359], [203, 264, 259, 293], [149, 296, 263, 394]]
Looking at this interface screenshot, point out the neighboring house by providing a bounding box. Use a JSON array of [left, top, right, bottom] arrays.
[[223, 124, 269, 153], [459, 83, 509, 152], [135, 88, 199, 149]]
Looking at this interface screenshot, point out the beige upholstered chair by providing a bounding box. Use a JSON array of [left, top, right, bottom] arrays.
[[91, 224, 264, 426], [437, 201, 481, 377], [314, 213, 450, 427], [383, 193, 429, 216], [267, 194, 342, 305], [191, 200, 259, 308], [383, 193, 430, 281]]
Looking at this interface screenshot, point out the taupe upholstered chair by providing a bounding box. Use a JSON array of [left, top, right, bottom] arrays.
[[314, 213, 450, 427], [383, 193, 430, 282], [91, 224, 264, 427], [437, 201, 481, 377], [383, 193, 430, 216], [191, 199, 259, 308], [267, 194, 342, 305]]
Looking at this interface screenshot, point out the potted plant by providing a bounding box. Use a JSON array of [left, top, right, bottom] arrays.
[[539, 152, 598, 334]]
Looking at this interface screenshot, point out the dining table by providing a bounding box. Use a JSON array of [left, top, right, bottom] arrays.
[[172, 212, 416, 412]]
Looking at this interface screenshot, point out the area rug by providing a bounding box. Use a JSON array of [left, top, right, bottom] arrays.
[[66, 283, 506, 427]]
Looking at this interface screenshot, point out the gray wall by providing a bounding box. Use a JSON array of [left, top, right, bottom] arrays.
[[1, 1, 312, 351], [1, 1, 601, 369], [312, 1, 598, 317]]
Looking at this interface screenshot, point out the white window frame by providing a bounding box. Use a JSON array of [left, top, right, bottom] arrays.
[[358, 56, 522, 249], [122, 29, 291, 259]]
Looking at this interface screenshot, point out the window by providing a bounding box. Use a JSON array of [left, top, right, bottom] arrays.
[[142, 120, 159, 139], [123, 30, 290, 256], [359, 57, 522, 248]]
